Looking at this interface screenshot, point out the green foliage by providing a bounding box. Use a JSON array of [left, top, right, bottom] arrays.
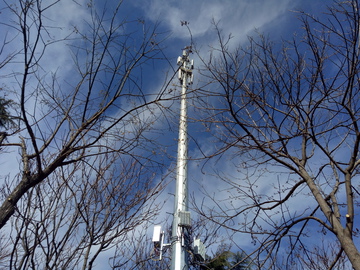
[[0, 96, 13, 129], [202, 250, 253, 270]]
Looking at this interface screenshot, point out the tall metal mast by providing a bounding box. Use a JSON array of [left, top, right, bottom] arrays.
[[152, 49, 204, 269], [171, 49, 194, 270]]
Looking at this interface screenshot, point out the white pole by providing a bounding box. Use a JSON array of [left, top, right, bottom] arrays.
[[171, 49, 193, 270]]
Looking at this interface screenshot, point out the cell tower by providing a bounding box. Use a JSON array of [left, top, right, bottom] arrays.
[[170, 48, 194, 270], [152, 48, 205, 270]]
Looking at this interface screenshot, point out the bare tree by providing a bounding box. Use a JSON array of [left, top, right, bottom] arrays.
[[0, 0, 179, 268], [0, 0, 173, 228], [6, 151, 165, 270], [194, 0, 360, 269]]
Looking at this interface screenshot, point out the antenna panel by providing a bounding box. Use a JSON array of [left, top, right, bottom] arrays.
[[194, 239, 206, 261], [152, 225, 162, 242]]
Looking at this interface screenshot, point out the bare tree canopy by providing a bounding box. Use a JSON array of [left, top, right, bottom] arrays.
[[194, 0, 360, 269], [0, 0, 178, 268]]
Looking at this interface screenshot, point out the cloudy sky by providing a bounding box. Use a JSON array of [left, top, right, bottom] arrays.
[[0, 0, 334, 268]]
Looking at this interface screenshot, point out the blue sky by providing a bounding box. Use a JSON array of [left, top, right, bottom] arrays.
[[0, 0, 340, 269]]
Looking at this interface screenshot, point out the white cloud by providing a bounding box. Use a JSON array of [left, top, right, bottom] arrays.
[[137, 0, 295, 45]]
